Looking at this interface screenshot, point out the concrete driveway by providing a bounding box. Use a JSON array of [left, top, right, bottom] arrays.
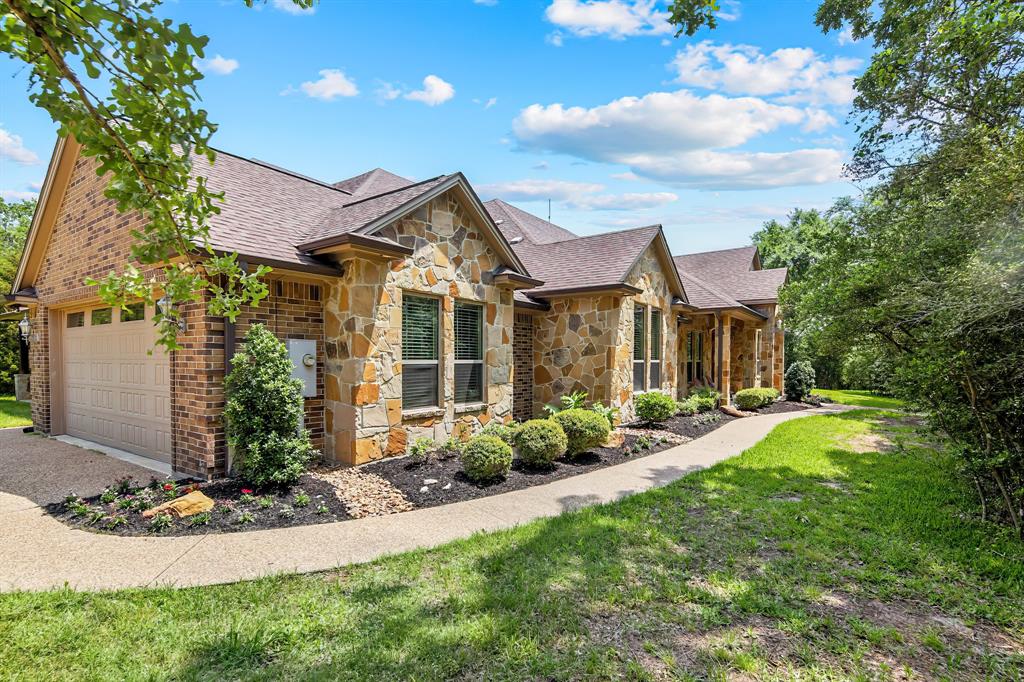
[[0, 428, 160, 510]]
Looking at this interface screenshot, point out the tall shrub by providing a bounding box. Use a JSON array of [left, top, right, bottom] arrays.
[[224, 324, 314, 486], [784, 361, 816, 402]]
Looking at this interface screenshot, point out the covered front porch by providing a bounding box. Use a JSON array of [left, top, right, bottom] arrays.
[[677, 305, 783, 405]]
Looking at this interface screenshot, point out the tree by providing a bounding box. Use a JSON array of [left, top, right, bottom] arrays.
[[0, 198, 34, 392], [0, 0, 310, 349]]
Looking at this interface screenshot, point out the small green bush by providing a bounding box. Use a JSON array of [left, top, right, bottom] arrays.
[[734, 387, 780, 410], [785, 361, 816, 401], [481, 421, 520, 446], [634, 391, 677, 423], [676, 398, 698, 416], [590, 402, 619, 428], [461, 435, 514, 482], [239, 432, 314, 487], [689, 388, 720, 412], [552, 408, 610, 457], [515, 419, 567, 467]]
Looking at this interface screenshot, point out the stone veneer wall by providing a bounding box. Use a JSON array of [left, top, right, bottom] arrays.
[[512, 311, 535, 421], [322, 190, 515, 466]]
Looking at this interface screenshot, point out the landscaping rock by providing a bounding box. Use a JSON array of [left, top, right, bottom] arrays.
[[142, 491, 215, 519], [720, 404, 749, 418], [311, 468, 414, 519], [424, 478, 439, 485]]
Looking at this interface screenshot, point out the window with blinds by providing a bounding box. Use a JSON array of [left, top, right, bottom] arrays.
[[454, 301, 483, 404], [633, 304, 646, 391], [402, 295, 440, 409], [649, 309, 661, 388]]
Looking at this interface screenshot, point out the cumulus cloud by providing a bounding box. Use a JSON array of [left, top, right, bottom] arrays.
[[0, 189, 38, 201], [375, 80, 402, 102], [197, 54, 239, 76], [544, 0, 671, 40], [717, 0, 741, 21], [671, 41, 860, 105], [512, 89, 844, 189], [272, 0, 315, 15], [300, 69, 359, 100], [566, 191, 678, 210], [478, 178, 604, 201], [611, 171, 640, 181], [0, 128, 40, 165], [405, 75, 455, 106]]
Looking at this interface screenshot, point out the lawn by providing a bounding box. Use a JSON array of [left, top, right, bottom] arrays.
[[0, 395, 31, 428], [813, 388, 906, 410], [2, 410, 1021, 680]]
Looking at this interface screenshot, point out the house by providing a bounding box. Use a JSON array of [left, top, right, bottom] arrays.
[[8, 138, 785, 479]]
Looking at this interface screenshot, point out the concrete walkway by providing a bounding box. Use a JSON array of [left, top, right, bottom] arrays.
[[0, 406, 850, 593]]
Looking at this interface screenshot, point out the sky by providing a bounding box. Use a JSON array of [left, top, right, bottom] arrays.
[[0, 0, 871, 255]]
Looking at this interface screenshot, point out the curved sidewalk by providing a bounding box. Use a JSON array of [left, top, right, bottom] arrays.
[[0, 406, 849, 593]]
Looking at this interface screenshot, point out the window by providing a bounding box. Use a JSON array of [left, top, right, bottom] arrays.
[[66, 311, 84, 328], [633, 304, 646, 391], [454, 301, 483, 404], [710, 328, 717, 385], [121, 302, 145, 322], [91, 307, 112, 325], [402, 295, 440, 409], [686, 331, 703, 383], [649, 309, 661, 388]]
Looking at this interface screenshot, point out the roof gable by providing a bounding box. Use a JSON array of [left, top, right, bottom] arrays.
[[674, 245, 759, 281], [674, 246, 786, 307], [484, 199, 578, 245], [332, 168, 414, 197]]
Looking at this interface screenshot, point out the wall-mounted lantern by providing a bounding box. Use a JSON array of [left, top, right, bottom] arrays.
[[157, 295, 187, 332], [17, 313, 30, 341]]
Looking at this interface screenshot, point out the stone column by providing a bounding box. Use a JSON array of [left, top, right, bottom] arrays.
[[719, 313, 732, 405]]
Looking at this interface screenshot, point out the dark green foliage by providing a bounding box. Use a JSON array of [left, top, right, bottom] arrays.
[[224, 325, 314, 486], [551, 409, 610, 458], [481, 421, 520, 446], [515, 419, 567, 468], [785, 362, 816, 402], [0, 198, 33, 393], [734, 388, 779, 410], [690, 388, 720, 413], [460, 435, 513, 482], [634, 391, 677, 423], [676, 399, 697, 416]]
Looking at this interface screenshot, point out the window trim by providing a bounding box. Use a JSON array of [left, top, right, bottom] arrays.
[[453, 299, 485, 406], [401, 293, 441, 410], [633, 303, 647, 393], [649, 308, 662, 389]]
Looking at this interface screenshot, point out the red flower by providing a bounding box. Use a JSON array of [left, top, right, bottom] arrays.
[[241, 488, 253, 495], [162, 483, 174, 491]]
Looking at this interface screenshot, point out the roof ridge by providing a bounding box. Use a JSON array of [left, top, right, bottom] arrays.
[[676, 244, 756, 258], [533, 223, 661, 247], [208, 146, 352, 195], [340, 174, 450, 208]]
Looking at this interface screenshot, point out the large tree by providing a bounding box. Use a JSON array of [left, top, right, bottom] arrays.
[[0, 0, 309, 349], [0, 198, 35, 392]]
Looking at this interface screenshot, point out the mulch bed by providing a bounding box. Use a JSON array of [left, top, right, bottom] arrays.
[[47, 473, 349, 537], [47, 400, 813, 535]]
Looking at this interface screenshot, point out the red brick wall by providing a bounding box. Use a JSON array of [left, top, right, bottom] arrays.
[[513, 311, 534, 421]]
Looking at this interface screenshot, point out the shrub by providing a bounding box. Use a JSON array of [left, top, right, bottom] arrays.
[[590, 402, 619, 428], [676, 398, 697, 416], [225, 324, 316, 486], [543, 390, 588, 416], [515, 419, 567, 467], [481, 421, 520, 446], [785, 361, 816, 401], [690, 387, 720, 412], [408, 436, 435, 464], [734, 387, 780, 410], [552, 408, 610, 457], [460, 435, 513, 482], [634, 391, 677, 423]]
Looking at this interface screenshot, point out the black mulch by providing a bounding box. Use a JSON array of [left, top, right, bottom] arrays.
[[46, 473, 349, 537], [757, 400, 813, 414]]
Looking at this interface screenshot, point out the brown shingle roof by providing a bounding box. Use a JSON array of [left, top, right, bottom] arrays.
[[674, 246, 759, 281], [674, 246, 786, 306], [484, 199, 579, 245], [333, 168, 414, 197], [711, 268, 788, 303], [514, 225, 661, 296]]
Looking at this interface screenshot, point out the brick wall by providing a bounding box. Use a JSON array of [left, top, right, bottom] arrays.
[[513, 311, 534, 421]]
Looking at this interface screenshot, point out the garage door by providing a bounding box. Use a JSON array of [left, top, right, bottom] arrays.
[[62, 303, 172, 463]]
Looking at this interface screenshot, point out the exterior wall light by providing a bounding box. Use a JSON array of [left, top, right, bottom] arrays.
[[157, 295, 187, 332], [17, 313, 30, 341]]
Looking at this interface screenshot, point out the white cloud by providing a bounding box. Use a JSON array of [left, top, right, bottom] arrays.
[[546, 31, 565, 47], [545, 0, 671, 39], [717, 0, 741, 21], [836, 26, 858, 46], [513, 89, 843, 189], [671, 41, 860, 106], [0, 128, 40, 165], [1, 189, 38, 201], [611, 171, 640, 181], [405, 75, 455, 106], [485, 97, 497, 109], [801, 108, 836, 132], [478, 178, 605, 201], [197, 54, 239, 76], [272, 0, 315, 15], [375, 80, 402, 102], [474, 0, 498, 5], [566, 191, 678, 210], [300, 69, 359, 100]]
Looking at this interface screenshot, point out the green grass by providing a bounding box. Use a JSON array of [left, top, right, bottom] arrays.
[[0, 394, 31, 428], [2, 411, 1022, 680], [813, 388, 906, 409]]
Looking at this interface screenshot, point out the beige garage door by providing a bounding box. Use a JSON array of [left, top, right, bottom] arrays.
[[62, 303, 172, 463]]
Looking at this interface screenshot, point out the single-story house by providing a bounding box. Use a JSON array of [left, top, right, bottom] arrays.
[[8, 137, 786, 478]]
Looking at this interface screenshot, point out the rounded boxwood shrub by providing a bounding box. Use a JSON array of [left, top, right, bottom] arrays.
[[515, 419, 567, 467], [461, 435, 513, 482], [481, 421, 520, 446], [734, 387, 780, 410], [691, 388, 721, 412], [785, 361, 816, 401], [634, 391, 677, 423], [676, 398, 698, 416], [552, 408, 610, 458], [239, 432, 315, 486]]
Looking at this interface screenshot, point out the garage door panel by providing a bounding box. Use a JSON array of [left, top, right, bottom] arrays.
[[62, 305, 172, 465]]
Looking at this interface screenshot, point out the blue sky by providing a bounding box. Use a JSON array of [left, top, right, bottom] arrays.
[[0, 0, 870, 254]]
